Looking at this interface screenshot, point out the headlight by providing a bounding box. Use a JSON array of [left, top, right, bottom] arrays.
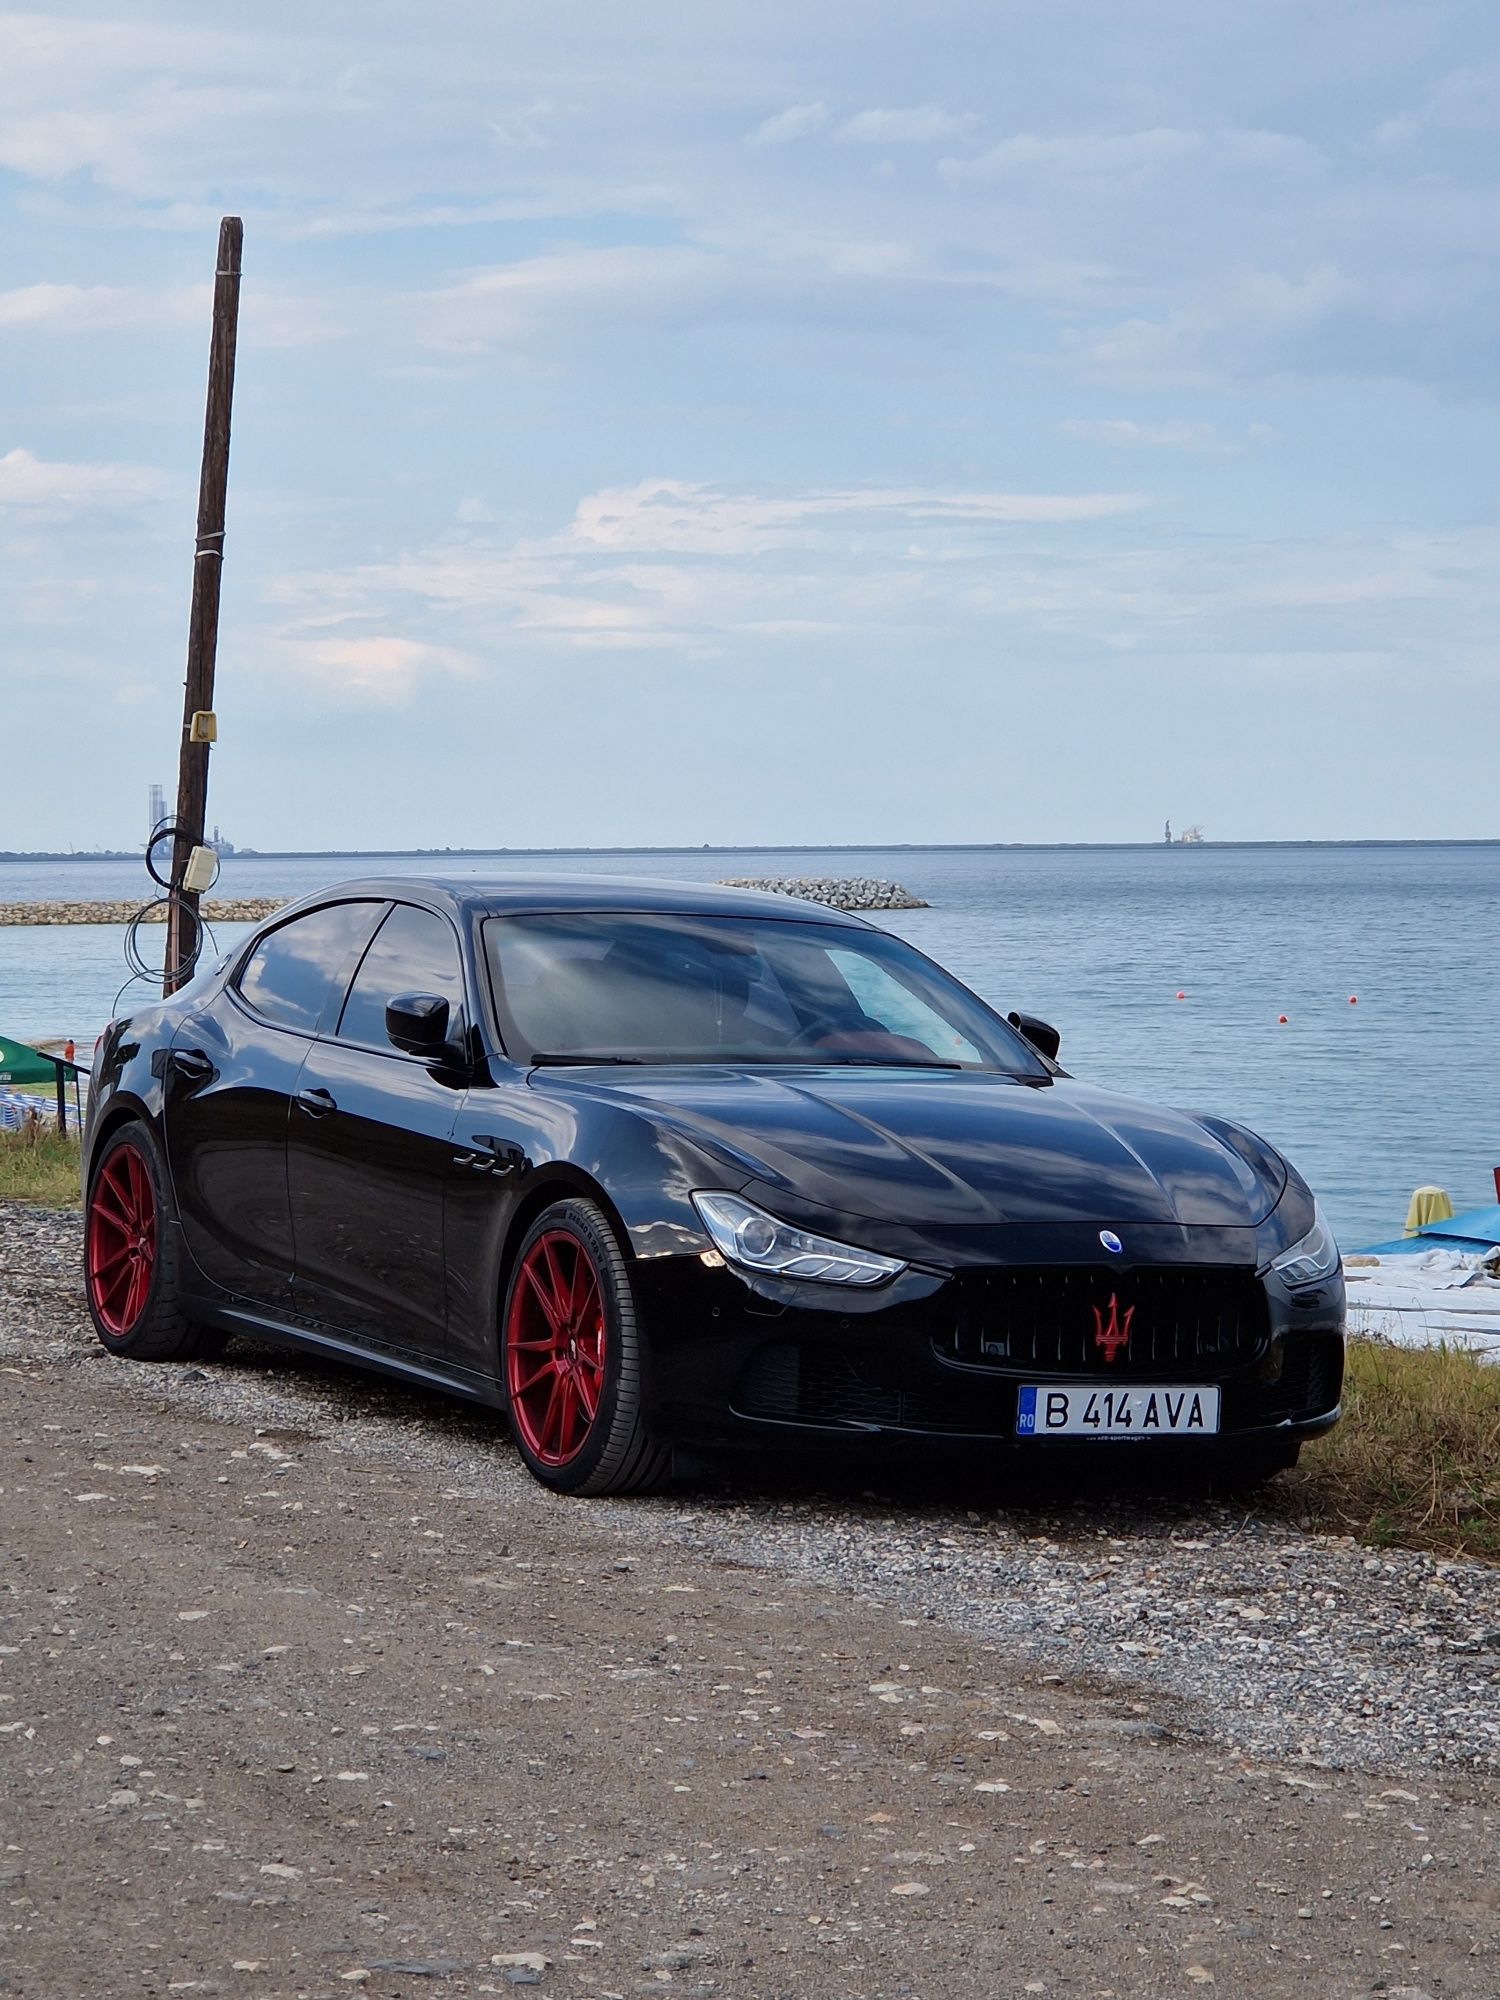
[[690, 1191, 907, 1287], [1271, 1204, 1341, 1286]]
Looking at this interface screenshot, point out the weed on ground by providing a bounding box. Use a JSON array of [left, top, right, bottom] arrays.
[[0, 1126, 82, 1207], [1276, 1336, 1500, 1561]]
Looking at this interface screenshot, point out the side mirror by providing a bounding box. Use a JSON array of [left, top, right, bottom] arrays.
[[1008, 1010, 1060, 1062], [386, 992, 451, 1057]]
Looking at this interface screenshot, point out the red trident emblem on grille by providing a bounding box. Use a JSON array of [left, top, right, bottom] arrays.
[[1092, 1292, 1134, 1364]]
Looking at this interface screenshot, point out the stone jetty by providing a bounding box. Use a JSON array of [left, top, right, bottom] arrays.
[[4, 882, 931, 924], [0, 898, 286, 927], [718, 876, 927, 911]]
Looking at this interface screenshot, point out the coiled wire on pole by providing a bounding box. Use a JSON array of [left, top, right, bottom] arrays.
[[114, 819, 223, 1013]]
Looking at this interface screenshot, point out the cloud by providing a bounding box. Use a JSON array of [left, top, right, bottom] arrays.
[[1375, 63, 1500, 143], [947, 126, 1199, 184], [1061, 418, 1220, 450], [487, 97, 558, 152], [265, 475, 1148, 690], [562, 479, 1143, 556], [0, 11, 306, 194], [944, 125, 1316, 185], [410, 245, 731, 350], [0, 281, 207, 334], [0, 278, 342, 348], [1068, 266, 1362, 388], [285, 636, 478, 705], [0, 446, 165, 512], [839, 105, 978, 145], [262, 482, 1500, 736], [751, 102, 829, 146]]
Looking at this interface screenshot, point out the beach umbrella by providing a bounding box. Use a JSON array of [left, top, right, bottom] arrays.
[[0, 1034, 83, 1132]]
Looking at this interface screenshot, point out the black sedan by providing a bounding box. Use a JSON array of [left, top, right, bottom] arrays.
[[83, 875, 1344, 1494]]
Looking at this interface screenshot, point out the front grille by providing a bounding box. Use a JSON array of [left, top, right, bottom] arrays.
[[941, 1265, 1270, 1378], [733, 1343, 1003, 1435]]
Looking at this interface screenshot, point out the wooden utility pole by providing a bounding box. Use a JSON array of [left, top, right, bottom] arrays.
[[164, 215, 242, 996]]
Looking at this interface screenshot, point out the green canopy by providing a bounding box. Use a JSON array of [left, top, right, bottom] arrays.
[[0, 1035, 80, 1087]]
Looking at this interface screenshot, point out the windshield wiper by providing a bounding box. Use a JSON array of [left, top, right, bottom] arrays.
[[799, 1056, 966, 1070], [528, 1051, 969, 1070], [528, 1052, 646, 1066]]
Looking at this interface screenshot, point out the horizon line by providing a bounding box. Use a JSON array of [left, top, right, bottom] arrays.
[[4, 836, 1500, 863]]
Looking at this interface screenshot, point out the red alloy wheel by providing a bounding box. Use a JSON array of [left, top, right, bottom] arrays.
[[505, 1229, 608, 1468], [87, 1142, 158, 1337]]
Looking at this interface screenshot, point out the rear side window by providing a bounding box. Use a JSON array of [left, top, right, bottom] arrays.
[[336, 903, 467, 1049], [236, 902, 382, 1033]]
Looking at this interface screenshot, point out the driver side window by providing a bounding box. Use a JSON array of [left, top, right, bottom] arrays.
[[336, 904, 467, 1051]]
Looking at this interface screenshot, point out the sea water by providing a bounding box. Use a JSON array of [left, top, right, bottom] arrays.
[[1, 842, 1495, 1248]]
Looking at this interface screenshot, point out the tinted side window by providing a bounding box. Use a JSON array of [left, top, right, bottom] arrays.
[[236, 902, 382, 1033], [336, 903, 467, 1049]]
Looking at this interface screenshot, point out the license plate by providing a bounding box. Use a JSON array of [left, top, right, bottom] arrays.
[[1016, 1383, 1221, 1438]]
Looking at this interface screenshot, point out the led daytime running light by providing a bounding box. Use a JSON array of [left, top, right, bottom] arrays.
[[1272, 1205, 1341, 1287], [691, 1191, 906, 1287]]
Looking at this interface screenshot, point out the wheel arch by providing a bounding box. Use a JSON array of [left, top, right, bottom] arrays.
[[85, 1094, 161, 1182], [495, 1167, 636, 1325]]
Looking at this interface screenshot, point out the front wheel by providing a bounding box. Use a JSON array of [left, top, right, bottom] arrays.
[[501, 1198, 669, 1496], [84, 1122, 217, 1361]]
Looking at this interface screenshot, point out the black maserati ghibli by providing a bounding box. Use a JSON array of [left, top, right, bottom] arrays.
[[83, 875, 1345, 1494]]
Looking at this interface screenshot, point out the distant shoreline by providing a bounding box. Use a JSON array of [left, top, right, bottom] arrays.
[[3, 837, 1500, 864]]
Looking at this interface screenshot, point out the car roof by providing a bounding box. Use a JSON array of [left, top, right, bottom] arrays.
[[282, 872, 874, 927]]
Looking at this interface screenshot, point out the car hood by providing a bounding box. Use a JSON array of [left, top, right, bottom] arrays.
[[553, 1065, 1287, 1230]]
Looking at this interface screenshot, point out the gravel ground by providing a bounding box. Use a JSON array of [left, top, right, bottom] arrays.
[[3, 1201, 1499, 1998], [4, 1203, 1496, 1782]]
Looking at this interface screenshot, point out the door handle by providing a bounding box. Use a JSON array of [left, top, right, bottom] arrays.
[[168, 1048, 216, 1086], [295, 1086, 338, 1118]]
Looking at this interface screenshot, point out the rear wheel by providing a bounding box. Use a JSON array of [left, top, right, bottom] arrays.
[[85, 1122, 217, 1361], [502, 1198, 669, 1496]]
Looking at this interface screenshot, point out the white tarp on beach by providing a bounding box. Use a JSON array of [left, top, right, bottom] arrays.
[[1344, 1248, 1500, 1363]]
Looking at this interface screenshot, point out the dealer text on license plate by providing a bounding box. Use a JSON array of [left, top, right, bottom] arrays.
[[1016, 1384, 1221, 1438]]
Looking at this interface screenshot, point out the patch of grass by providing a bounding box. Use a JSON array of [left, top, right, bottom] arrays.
[[0, 1124, 82, 1207], [1274, 1337, 1500, 1562]]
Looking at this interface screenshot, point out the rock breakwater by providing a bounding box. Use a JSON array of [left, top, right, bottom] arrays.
[[0, 898, 286, 927], [718, 876, 927, 911]]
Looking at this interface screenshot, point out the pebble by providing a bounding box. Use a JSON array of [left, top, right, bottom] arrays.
[[6, 1200, 1498, 1779]]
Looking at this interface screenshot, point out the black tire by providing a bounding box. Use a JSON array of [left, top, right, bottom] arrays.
[[501, 1197, 669, 1497], [84, 1121, 218, 1362]]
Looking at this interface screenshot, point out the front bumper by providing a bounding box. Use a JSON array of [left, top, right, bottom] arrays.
[[634, 1253, 1345, 1450]]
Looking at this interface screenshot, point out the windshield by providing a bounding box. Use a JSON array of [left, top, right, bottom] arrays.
[[482, 911, 1046, 1074]]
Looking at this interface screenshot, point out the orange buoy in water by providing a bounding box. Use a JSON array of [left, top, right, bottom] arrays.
[[1176, 990, 1186, 1000], [1349, 995, 1358, 1005], [1277, 1014, 1289, 1025]]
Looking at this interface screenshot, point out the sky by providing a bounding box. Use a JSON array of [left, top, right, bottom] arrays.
[[2, 0, 1499, 852]]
